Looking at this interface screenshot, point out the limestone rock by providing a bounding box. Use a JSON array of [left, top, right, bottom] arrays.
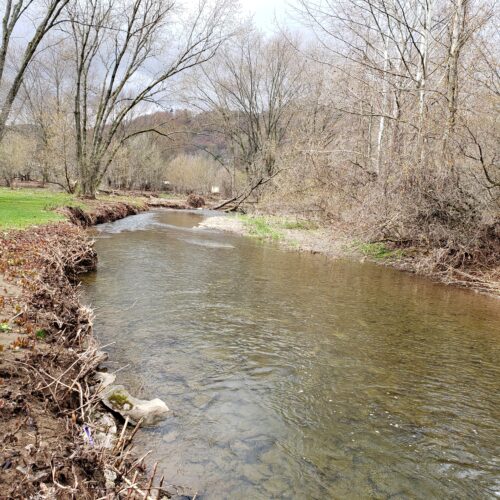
[[101, 385, 169, 426], [94, 371, 116, 389]]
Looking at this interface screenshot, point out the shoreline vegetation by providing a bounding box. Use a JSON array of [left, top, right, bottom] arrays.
[[0, 188, 195, 499], [0, 186, 498, 497]]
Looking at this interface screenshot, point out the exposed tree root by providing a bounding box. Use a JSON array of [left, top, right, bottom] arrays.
[[62, 202, 145, 228]]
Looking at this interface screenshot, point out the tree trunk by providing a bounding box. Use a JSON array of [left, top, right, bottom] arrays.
[[78, 160, 99, 199], [443, 0, 468, 167], [375, 42, 389, 176]]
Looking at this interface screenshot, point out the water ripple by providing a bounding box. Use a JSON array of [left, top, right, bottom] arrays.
[[82, 209, 500, 499]]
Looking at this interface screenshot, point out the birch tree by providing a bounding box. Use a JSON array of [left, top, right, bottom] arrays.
[[297, 0, 446, 168]]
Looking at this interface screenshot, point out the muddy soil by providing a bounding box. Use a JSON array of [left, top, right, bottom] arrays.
[[0, 204, 191, 498]]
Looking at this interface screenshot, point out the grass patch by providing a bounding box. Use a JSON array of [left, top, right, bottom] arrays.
[[355, 241, 405, 259], [238, 215, 283, 241], [238, 215, 319, 242], [0, 188, 86, 230], [35, 329, 47, 340]]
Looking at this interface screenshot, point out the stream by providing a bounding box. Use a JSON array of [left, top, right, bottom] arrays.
[[81, 209, 500, 499]]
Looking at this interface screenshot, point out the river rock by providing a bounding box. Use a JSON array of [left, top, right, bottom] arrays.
[[93, 412, 117, 449], [94, 371, 116, 389], [101, 385, 169, 426]]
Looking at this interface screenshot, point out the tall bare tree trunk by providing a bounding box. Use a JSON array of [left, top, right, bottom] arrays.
[[376, 43, 389, 176], [443, 0, 469, 168], [415, 0, 435, 163]]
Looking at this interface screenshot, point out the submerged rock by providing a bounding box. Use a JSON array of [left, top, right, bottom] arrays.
[[101, 385, 169, 426]]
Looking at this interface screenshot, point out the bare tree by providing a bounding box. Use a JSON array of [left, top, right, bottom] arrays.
[[0, 128, 36, 186], [66, 0, 234, 198], [188, 29, 306, 198], [0, 0, 69, 142], [21, 38, 76, 191]]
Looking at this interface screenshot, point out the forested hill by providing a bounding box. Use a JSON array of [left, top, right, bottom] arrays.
[[127, 110, 229, 160]]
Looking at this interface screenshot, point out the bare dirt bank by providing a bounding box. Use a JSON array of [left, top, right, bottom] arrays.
[[0, 203, 192, 499], [62, 197, 190, 227]]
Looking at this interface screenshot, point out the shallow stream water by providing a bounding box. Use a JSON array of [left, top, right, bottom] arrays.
[[82, 210, 500, 499]]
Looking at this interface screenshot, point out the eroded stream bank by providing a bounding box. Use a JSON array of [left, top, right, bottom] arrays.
[[83, 210, 500, 499], [0, 202, 189, 499]]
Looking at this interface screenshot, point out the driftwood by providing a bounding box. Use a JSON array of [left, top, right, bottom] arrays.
[[212, 169, 285, 212]]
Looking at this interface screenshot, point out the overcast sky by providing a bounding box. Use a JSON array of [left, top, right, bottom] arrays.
[[239, 0, 291, 33]]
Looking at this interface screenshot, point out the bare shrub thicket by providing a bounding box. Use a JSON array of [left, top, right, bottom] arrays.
[[256, 0, 499, 280], [166, 154, 234, 195], [105, 135, 167, 191], [0, 130, 37, 187]]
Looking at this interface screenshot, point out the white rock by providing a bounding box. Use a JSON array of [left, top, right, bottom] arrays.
[[94, 371, 116, 389], [101, 385, 170, 426]]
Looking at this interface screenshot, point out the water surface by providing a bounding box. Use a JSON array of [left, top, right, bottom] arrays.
[[82, 210, 500, 499]]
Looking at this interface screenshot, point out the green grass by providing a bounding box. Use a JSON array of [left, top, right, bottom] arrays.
[[238, 215, 320, 242], [0, 188, 85, 229], [355, 241, 405, 259], [238, 214, 283, 241]]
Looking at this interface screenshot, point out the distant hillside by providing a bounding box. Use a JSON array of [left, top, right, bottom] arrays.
[[128, 109, 228, 161]]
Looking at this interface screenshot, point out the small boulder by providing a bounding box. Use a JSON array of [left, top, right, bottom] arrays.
[[101, 385, 169, 426]]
